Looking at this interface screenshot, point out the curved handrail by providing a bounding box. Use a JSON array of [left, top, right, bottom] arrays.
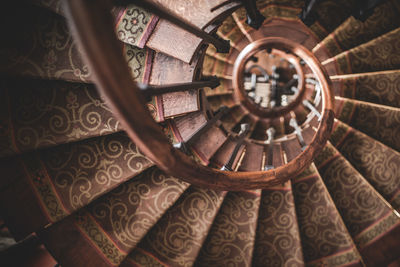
[[64, 0, 334, 190]]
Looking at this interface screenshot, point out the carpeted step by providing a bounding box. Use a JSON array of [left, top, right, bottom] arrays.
[[307, 0, 356, 41], [38, 167, 189, 267], [0, 6, 92, 83], [207, 94, 236, 112], [220, 105, 248, 132], [204, 78, 233, 96], [202, 55, 233, 79], [330, 119, 400, 210], [335, 97, 400, 152], [120, 187, 226, 267], [313, 0, 400, 61], [315, 143, 400, 266], [252, 181, 304, 266], [0, 78, 121, 158], [331, 70, 400, 108], [217, 15, 249, 50], [239, 141, 264, 171], [0, 132, 152, 240], [323, 27, 400, 75], [292, 164, 362, 266], [194, 190, 261, 267]]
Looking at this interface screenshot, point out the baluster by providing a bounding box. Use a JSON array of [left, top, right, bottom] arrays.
[[221, 123, 250, 171], [138, 76, 220, 101], [115, 0, 230, 53], [298, 0, 321, 26], [239, 0, 266, 29], [174, 106, 229, 153], [264, 127, 275, 170], [289, 118, 307, 151], [303, 99, 321, 121]]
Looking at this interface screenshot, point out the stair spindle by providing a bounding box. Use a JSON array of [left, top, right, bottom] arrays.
[[221, 123, 250, 171], [264, 127, 275, 170], [289, 118, 307, 151], [303, 99, 321, 121]]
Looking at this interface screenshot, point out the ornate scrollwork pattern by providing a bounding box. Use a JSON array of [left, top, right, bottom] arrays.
[[195, 191, 261, 267], [130, 187, 226, 267], [0, 78, 121, 157], [19, 132, 152, 221], [327, 27, 400, 74], [315, 143, 400, 248], [115, 4, 159, 48], [335, 97, 400, 152], [332, 71, 400, 108], [330, 120, 400, 209], [252, 182, 304, 267], [318, 0, 400, 57], [293, 164, 361, 266], [0, 7, 92, 82]]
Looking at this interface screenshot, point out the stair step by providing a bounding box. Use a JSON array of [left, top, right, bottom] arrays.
[[205, 78, 233, 96], [202, 55, 233, 79], [293, 164, 362, 266], [122, 187, 226, 267], [194, 190, 261, 267], [38, 167, 189, 267], [330, 119, 400, 210], [0, 78, 121, 158], [323, 27, 400, 75], [315, 142, 400, 266], [331, 70, 400, 108], [217, 15, 249, 50], [0, 132, 153, 240], [239, 141, 264, 171], [210, 136, 245, 169], [252, 181, 304, 266], [207, 94, 236, 112], [307, 0, 356, 41], [147, 89, 201, 122], [0, 6, 92, 83], [335, 97, 400, 152], [313, 0, 400, 61], [220, 105, 248, 132], [232, 3, 303, 42], [114, 4, 159, 48], [191, 125, 227, 165]]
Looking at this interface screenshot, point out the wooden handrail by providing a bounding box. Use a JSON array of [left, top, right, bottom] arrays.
[[64, 0, 334, 190]]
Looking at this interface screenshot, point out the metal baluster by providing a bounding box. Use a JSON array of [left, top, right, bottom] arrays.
[[115, 0, 230, 53], [174, 106, 229, 153], [289, 118, 307, 151], [303, 99, 322, 121], [138, 76, 220, 101], [264, 127, 275, 170], [221, 123, 250, 171], [239, 0, 266, 29]]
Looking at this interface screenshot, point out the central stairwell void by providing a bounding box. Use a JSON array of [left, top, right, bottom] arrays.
[[0, 0, 400, 266]]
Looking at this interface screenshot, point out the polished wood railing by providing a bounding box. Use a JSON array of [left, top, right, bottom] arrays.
[[64, 0, 334, 190]]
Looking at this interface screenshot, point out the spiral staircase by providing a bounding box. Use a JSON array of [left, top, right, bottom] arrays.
[[1, 0, 400, 266]]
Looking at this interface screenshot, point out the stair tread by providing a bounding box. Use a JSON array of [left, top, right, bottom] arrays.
[[330, 119, 400, 210], [313, 0, 400, 60], [202, 54, 233, 79], [123, 186, 226, 267], [252, 181, 304, 266], [331, 70, 400, 108], [308, 0, 356, 41], [0, 132, 153, 240], [293, 164, 362, 266], [323, 27, 400, 75], [0, 6, 92, 83], [335, 97, 400, 152], [194, 190, 261, 267], [0, 78, 122, 158], [39, 167, 189, 267], [217, 15, 249, 50], [315, 142, 400, 265]]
